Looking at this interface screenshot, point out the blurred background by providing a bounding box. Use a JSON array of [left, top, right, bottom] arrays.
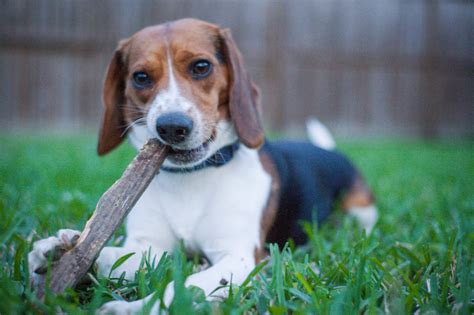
[[0, 0, 472, 139]]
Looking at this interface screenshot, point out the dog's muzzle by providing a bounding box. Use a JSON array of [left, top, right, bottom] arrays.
[[155, 112, 194, 145]]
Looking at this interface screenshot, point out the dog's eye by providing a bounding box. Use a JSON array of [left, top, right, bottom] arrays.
[[132, 71, 153, 89], [190, 59, 212, 79]]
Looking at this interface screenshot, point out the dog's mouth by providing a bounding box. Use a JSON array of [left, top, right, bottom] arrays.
[[162, 127, 218, 165], [165, 138, 212, 165]]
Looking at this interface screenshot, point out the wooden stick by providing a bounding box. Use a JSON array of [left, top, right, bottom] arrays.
[[36, 139, 168, 299]]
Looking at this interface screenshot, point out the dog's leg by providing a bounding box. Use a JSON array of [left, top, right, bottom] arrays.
[[94, 190, 178, 280], [165, 250, 256, 303], [347, 204, 378, 233], [29, 231, 172, 288], [342, 175, 378, 232], [95, 241, 167, 280], [96, 224, 175, 280], [98, 249, 256, 314]]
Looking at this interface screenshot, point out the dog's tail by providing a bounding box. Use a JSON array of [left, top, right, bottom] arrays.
[[306, 118, 336, 150]]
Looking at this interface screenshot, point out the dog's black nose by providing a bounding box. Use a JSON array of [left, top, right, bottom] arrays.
[[156, 112, 194, 144]]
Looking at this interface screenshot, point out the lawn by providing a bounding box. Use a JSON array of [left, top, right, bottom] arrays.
[[0, 134, 472, 314]]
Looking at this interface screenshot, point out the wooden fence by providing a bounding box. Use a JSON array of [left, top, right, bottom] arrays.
[[0, 0, 472, 138]]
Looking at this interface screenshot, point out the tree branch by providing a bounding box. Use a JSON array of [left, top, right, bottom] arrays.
[[36, 139, 168, 299]]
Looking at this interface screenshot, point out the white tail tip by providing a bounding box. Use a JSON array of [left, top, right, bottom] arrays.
[[306, 118, 336, 150]]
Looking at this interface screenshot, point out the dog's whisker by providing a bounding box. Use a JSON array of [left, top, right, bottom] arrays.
[[121, 117, 147, 137], [118, 117, 147, 128]]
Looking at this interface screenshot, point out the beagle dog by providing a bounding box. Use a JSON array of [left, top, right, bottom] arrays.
[[28, 18, 377, 313]]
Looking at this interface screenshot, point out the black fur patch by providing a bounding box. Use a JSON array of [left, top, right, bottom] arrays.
[[262, 140, 358, 246]]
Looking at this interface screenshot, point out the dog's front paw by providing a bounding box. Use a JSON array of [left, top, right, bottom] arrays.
[[28, 229, 80, 277]]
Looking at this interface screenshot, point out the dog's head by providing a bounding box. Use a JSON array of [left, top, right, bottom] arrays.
[[97, 18, 263, 167]]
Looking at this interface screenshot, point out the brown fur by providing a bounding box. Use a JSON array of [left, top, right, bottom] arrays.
[[342, 175, 375, 210], [97, 18, 263, 155], [219, 29, 264, 149], [255, 151, 281, 263], [97, 41, 129, 155]]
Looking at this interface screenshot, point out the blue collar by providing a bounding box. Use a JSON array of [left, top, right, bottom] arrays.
[[160, 141, 240, 173]]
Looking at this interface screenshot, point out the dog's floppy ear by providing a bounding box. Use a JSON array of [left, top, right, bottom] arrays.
[[219, 29, 264, 149], [97, 39, 129, 156]]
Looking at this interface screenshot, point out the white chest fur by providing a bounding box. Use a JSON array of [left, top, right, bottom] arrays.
[[124, 146, 271, 261]]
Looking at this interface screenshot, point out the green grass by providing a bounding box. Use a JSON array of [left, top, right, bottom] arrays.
[[0, 134, 473, 314]]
